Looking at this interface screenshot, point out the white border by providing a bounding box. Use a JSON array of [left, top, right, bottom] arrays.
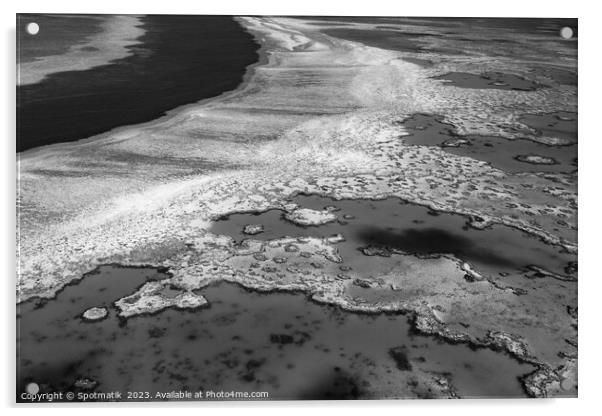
[[2, 1, 599, 414]]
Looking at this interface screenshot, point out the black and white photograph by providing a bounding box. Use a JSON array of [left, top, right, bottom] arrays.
[[9, 0, 590, 408]]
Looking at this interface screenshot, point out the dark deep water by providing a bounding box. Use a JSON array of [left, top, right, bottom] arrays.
[[17, 15, 260, 152]]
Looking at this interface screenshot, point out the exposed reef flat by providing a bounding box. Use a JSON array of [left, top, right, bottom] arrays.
[[17, 17, 577, 398], [243, 224, 264, 235], [283, 207, 338, 226], [115, 280, 208, 318], [515, 155, 559, 165], [81, 306, 108, 321]]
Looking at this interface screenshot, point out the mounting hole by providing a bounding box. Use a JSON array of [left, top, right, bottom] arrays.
[[26, 22, 39, 35], [560, 26, 573, 40], [25, 382, 40, 395]]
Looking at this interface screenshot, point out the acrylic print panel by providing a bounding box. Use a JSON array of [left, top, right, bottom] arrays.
[[16, 14, 577, 402]]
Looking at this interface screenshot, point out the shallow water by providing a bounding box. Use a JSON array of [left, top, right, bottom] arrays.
[[211, 195, 575, 279], [322, 28, 429, 53], [433, 72, 542, 91], [529, 66, 577, 86], [318, 17, 577, 59], [400, 113, 577, 173], [17, 14, 105, 64], [400, 57, 434, 68], [17, 265, 534, 401], [520, 112, 577, 144]]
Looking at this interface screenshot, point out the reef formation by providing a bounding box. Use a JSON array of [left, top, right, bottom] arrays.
[[17, 17, 577, 398]]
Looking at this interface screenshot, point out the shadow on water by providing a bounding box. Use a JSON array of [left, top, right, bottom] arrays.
[[17, 265, 163, 394], [357, 227, 516, 268], [297, 368, 362, 400], [17, 267, 535, 401], [211, 194, 575, 278]]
